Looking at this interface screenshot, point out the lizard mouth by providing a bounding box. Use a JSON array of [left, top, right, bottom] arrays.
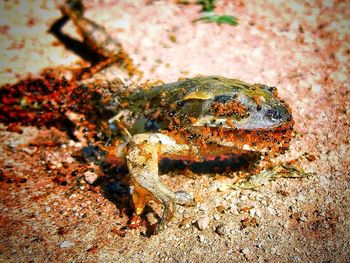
[[188, 120, 294, 156]]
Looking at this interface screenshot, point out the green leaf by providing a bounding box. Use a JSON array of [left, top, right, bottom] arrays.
[[194, 14, 238, 26], [215, 15, 238, 25], [197, 0, 216, 12]]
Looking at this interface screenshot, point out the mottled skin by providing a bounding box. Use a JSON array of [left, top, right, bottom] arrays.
[[54, 2, 294, 231]]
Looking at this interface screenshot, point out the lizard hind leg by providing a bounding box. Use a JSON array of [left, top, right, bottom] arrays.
[[54, 0, 134, 80], [126, 133, 190, 231], [59, 0, 122, 58]]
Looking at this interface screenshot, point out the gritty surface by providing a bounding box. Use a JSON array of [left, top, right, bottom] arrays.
[[0, 0, 349, 262]]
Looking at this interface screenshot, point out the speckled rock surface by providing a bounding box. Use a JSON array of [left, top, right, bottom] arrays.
[[0, 1, 349, 262]]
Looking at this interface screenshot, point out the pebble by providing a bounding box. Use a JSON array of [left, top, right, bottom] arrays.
[[60, 240, 74, 248], [84, 171, 98, 185], [293, 256, 302, 262], [213, 214, 220, 220], [198, 204, 208, 212], [229, 207, 239, 215], [299, 215, 307, 222], [289, 205, 297, 212], [215, 224, 228, 237], [261, 199, 268, 206], [21, 146, 38, 155], [68, 140, 82, 148], [267, 206, 276, 215], [198, 235, 205, 243], [65, 156, 75, 163], [48, 161, 62, 169], [74, 142, 83, 148], [250, 208, 262, 218], [174, 191, 194, 205], [240, 195, 248, 201], [241, 247, 250, 256], [196, 215, 210, 230]]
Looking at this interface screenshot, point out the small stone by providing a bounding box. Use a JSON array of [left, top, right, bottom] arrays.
[[230, 207, 239, 215], [293, 256, 302, 262], [213, 214, 220, 220], [215, 224, 228, 237], [21, 146, 38, 155], [45, 206, 51, 212], [250, 208, 262, 217], [60, 240, 74, 248], [289, 205, 297, 212], [198, 235, 205, 243], [240, 194, 248, 201], [271, 247, 278, 255], [198, 204, 208, 212], [249, 209, 255, 217], [241, 247, 250, 256], [299, 215, 307, 222], [74, 142, 83, 148], [196, 215, 210, 230], [261, 199, 268, 205], [84, 171, 98, 185], [65, 156, 75, 163], [267, 206, 276, 215], [312, 84, 322, 93], [174, 191, 194, 206], [255, 209, 262, 217]]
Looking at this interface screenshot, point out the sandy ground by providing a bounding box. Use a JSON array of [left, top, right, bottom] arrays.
[[0, 0, 349, 262]]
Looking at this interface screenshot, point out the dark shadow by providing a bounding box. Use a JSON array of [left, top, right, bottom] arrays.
[[48, 15, 104, 64], [80, 145, 260, 236], [159, 152, 261, 175]]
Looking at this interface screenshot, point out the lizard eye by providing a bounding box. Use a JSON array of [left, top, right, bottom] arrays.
[[145, 119, 160, 131], [265, 109, 282, 120]]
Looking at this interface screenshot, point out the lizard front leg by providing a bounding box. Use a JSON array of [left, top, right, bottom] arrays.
[[126, 133, 195, 231]]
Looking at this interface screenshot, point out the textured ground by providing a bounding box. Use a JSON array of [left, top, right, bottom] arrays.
[[0, 0, 349, 262]]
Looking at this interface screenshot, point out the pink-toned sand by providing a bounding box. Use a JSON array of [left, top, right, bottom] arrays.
[[0, 1, 349, 262]]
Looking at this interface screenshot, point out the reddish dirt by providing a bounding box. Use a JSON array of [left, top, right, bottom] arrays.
[[0, 1, 349, 262]]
